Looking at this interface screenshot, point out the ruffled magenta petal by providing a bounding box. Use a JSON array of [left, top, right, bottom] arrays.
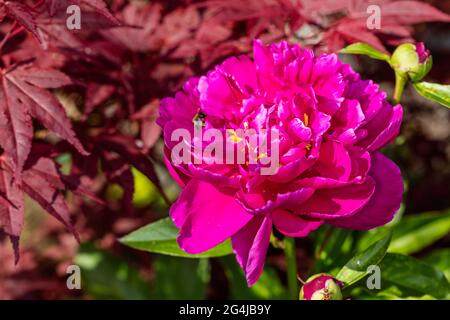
[[231, 215, 272, 286], [272, 210, 323, 237], [187, 163, 241, 188], [330, 153, 403, 230], [314, 140, 352, 181], [236, 187, 314, 214], [357, 104, 403, 151], [176, 180, 253, 254], [296, 178, 375, 219], [199, 56, 255, 119], [332, 99, 365, 131], [164, 157, 187, 189], [157, 79, 199, 128], [218, 55, 257, 93]]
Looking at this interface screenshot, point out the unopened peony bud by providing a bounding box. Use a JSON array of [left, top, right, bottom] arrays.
[[391, 42, 432, 83], [299, 274, 344, 300]]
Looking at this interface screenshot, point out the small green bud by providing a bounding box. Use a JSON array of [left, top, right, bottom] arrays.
[[299, 273, 344, 300], [391, 42, 432, 83]]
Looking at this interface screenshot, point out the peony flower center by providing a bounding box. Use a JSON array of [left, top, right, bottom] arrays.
[[228, 130, 243, 143]]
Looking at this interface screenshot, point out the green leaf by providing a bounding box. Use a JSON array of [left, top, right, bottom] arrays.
[[413, 82, 450, 108], [153, 256, 209, 299], [422, 249, 450, 282], [349, 285, 437, 300], [380, 253, 450, 299], [120, 217, 233, 258], [75, 244, 152, 299], [336, 231, 391, 287], [221, 256, 287, 299], [311, 226, 357, 274], [357, 209, 450, 255], [388, 210, 450, 255], [340, 43, 390, 62]]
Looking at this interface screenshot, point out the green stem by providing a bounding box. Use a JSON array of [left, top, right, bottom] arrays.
[[393, 71, 407, 104], [284, 236, 298, 300]]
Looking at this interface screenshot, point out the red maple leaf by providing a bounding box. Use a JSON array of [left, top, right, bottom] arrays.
[[203, 0, 450, 54], [302, 0, 450, 51], [0, 63, 88, 175], [0, 0, 43, 43], [45, 0, 121, 25], [100, 2, 162, 52], [0, 155, 79, 262]]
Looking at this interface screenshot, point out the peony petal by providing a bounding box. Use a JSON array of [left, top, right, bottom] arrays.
[[162, 119, 194, 151], [336, 128, 357, 146], [268, 157, 314, 183], [157, 81, 199, 128], [236, 186, 314, 214], [272, 210, 323, 237], [163, 147, 190, 188], [198, 71, 236, 119], [296, 147, 369, 189], [314, 140, 352, 181], [357, 103, 403, 151], [296, 178, 375, 219], [170, 180, 196, 228], [231, 215, 272, 286], [332, 99, 365, 131], [199, 55, 257, 119], [288, 118, 312, 141], [218, 55, 257, 94], [176, 180, 253, 254], [330, 153, 403, 230], [280, 146, 307, 164], [311, 111, 332, 136], [311, 53, 344, 100], [348, 146, 371, 179], [269, 139, 320, 183], [295, 176, 359, 189], [187, 163, 241, 188]]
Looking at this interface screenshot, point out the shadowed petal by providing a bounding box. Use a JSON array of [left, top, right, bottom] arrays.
[[314, 140, 352, 181], [272, 210, 323, 237], [357, 103, 403, 151], [231, 215, 272, 286], [296, 178, 375, 219], [163, 147, 190, 188], [236, 187, 314, 214], [330, 153, 403, 230]]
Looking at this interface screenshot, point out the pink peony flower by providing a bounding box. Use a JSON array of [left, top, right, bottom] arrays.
[[157, 40, 403, 286]]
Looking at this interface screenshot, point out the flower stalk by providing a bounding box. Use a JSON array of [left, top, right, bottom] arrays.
[[283, 236, 298, 300], [393, 71, 408, 104]]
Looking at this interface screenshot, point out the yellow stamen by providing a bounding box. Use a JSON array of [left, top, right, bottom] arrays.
[[228, 129, 243, 143], [304, 113, 309, 127]]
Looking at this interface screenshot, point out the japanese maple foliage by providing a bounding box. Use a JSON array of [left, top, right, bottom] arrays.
[[204, 0, 450, 53], [0, 63, 88, 175], [0, 0, 448, 267]]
